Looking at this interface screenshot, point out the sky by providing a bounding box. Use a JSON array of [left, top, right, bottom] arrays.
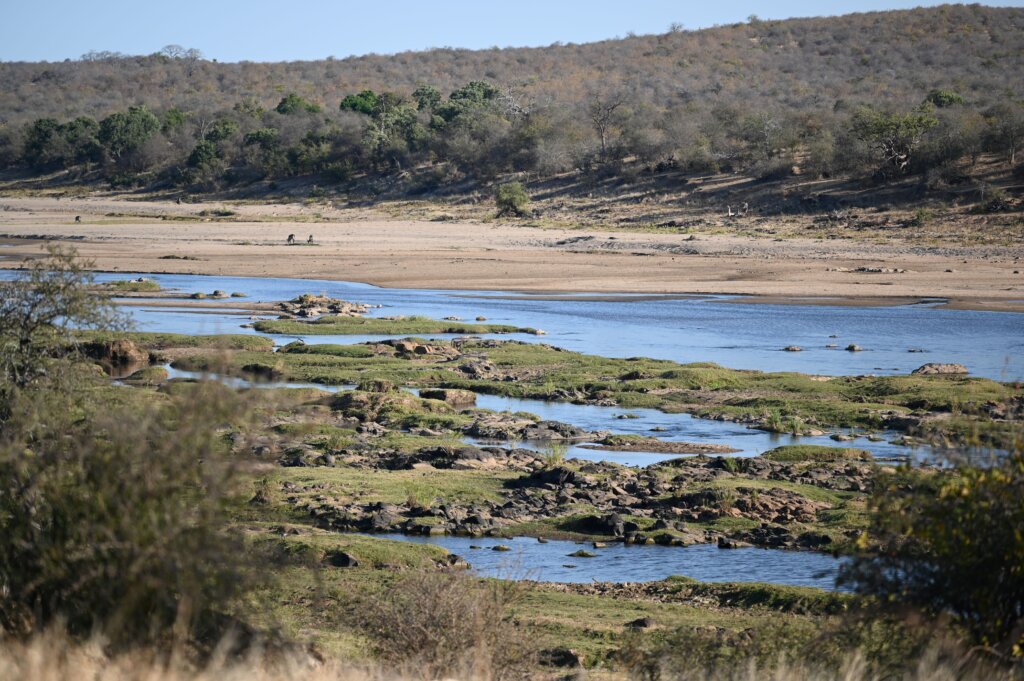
[[1, 1, 1022, 63]]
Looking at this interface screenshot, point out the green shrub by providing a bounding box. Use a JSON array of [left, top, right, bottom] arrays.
[[924, 89, 966, 108], [495, 182, 530, 217], [911, 207, 934, 226], [841, 443, 1024, 657], [0, 249, 256, 647]]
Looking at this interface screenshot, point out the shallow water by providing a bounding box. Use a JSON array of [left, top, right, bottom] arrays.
[[164, 365, 355, 392], [47, 271, 1024, 380], [375, 533, 844, 588], [469, 393, 920, 462]]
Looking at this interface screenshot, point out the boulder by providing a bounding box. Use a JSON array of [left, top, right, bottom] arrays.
[[84, 339, 150, 369], [538, 647, 582, 668], [419, 388, 477, 406], [325, 551, 359, 568], [912, 363, 968, 375], [626, 617, 655, 629], [717, 537, 752, 549]]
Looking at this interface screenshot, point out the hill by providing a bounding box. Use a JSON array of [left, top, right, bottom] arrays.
[[0, 3, 1021, 228]]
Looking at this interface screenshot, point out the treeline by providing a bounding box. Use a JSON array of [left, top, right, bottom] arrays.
[[0, 4, 1021, 198], [5, 80, 1022, 198]]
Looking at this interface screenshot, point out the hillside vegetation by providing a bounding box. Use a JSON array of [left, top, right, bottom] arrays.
[[0, 4, 1021, 222]]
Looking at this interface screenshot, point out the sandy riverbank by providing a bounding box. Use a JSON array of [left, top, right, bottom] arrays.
[[1, 196, 1022, 312]]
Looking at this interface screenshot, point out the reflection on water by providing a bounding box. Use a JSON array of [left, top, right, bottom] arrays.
[[376, 533, 844, 589]]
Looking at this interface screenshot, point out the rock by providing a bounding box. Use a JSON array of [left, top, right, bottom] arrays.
[[122, 365, 168, 386], [796, 532, 833, 549], [912, 363, 968, 375], [538, 647, 583, 668], [492, 545, 512, 552], [476, 316, 488, 321], [419, 388, 477, 406], [241, 363, 284, 381], [84, 339, 150, 371], [626, 617, 655, 629], [325, 551, 359, 568], [783, 346, 803, 352], [443, 554, 470, 569], [568, 549, 596, 558], [717, 537, 752, 549]]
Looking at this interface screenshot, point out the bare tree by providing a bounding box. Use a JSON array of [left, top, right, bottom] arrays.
[[587, 90, 628, 158]]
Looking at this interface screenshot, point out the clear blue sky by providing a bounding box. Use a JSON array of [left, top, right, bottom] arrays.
[[2, 1, 1021, 63]]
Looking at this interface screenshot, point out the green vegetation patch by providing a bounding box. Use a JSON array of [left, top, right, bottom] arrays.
[[254, 315, 538, 336], [763, 445, 873, 463], [98, 279, 162, 293], [78, 330, 275, 351]]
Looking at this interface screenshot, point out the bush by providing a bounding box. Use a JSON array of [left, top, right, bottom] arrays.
[[840, 442, 1024, 657], [0, 381, 254, 646], [495, 181, 530, 217], [0, 246, 124, 413], [910, 207, 934, 226], [357, 570, 533, 680], [924, 89, 966, 108], [981, 186, 1012, 212], [0, 249, 255, 647]]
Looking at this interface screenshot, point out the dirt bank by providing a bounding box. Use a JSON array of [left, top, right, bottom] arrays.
[[1, 196, 1021, 311]]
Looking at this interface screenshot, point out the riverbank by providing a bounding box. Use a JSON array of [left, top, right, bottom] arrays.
[[1, 196, 1022, 312]]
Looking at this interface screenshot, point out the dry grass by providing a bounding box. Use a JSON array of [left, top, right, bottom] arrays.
[[2, 632, 1020, 681]]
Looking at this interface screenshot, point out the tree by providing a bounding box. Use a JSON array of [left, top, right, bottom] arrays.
[[495, 181, 530, 217], [161, 108, 187, 133], [851, 106, 938, 176], [244, 127, 279, 149], [741, 111, 784, 161], [924, 89, 966, 108], [435, 81, 500, 124], [986, 101, 1024, 165], [340, 89, 380, 115], [0, 247, 124, 412], [587, 90, 628, 158], [840, 444, 1024, 658], [21, 118, 69, 169], [233, 97, 264, 118], [0, 248, 254, 646], [98, 106, 160, 162], [203, 119, 238, 143], [159, 44, 203, 78], [412, 84, 441, 112], [186, 139, 219, 168], [275, 93, 321, 115]]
